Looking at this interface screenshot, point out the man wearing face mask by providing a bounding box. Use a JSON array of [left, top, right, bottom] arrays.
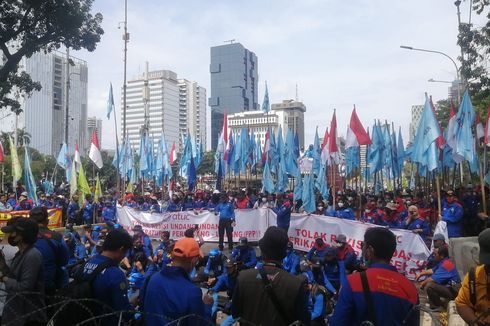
[[403, 205, 430, 243], [215, 194, 235, 251], [273, 194, 292, 233], [336, 200, 356, 220], [209, 258, 239, 324], [330, 227, 419, 325], [141, 237, 213, 326], [441, 190, 464, 238], [231, 237, 257, 270]]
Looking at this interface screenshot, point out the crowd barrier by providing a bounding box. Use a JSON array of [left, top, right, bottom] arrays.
[[0, 208, 62, 235], [117, 207, 430, 279]]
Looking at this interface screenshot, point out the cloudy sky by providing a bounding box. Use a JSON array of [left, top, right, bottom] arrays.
[[75, 0, 480, 150]]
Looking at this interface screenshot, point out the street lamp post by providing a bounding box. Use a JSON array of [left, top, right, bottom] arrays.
[[400, 45, 461, 103]]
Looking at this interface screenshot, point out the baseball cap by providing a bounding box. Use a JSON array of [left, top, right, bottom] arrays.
[[433, 233, 446, 242], [478, 228, 490, 265], [1, 217, 38, 242], [173, 237, 200, 258]]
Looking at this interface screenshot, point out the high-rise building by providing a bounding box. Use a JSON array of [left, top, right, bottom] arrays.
[[178, 79, 206, 152], [0, 51, 88, 156], [271, 100, 306, 149], [409, 105, 424, 143], [123, 69, 180, 152], [209, 42, 258, 150], [227, 111, 279, 148], [87, 116, 102, 149]]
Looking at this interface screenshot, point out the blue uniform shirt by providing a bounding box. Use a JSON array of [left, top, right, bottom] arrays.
[[309, 292, 326, 321], [441, 202, 464, 237], [102, 206, 117, 223], [283, 250, 301, 275], [82, 201, 94, 222], [141, 265, 212, 326], [337, 208, 356, 220], [431, 258, 461, 285], [404, 217, 430, 241], [204, 256, 226, 277], [67, 202, 80, 221], [79, 255, 131, 323], [330, 263, 419, 326], [231, 247, 257, 268], [273, 202, 292, 230], [215, 202, 235, 220]]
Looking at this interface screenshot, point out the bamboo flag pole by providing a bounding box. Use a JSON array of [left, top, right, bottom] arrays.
[[435, 174, 442, 217], [479, 161, 487, 215]]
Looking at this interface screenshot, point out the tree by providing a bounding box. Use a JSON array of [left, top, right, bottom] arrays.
[[197, 151, 216, 175], [0, 0, 104, 112]]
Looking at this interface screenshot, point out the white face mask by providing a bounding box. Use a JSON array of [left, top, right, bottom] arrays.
[[229, 197, 233, 201], [317, 206, 323, 210], [262, 198, 267, 202], [365, 209, 370, 213], [338, 203, 344, 208]]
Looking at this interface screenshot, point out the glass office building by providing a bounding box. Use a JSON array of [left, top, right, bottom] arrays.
[[209, 43, 258, 150]]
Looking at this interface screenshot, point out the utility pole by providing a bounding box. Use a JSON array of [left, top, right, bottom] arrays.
[[122, 0, 129, 140], [142, 61, 150, 135]]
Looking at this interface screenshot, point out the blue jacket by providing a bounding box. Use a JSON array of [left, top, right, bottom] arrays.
[[432, 258, 461, 286], [167, 201, 182, 212], [441, 202, 464, 237], [404, 217, 430, 241], [79, 255, 131, 324], [204, 256, 226, 277], [102, 206, 116, 223], [336, 208, 356, 220], [141, 266, 212, 326], [210, 273, 237, 296], [306, 244, 330, 261], [14, 202, 32, 211], [67, 202, 80, 220], [283, 250, 301, 275], [309, 292, 326, 321], [34, 227, 69, 291], [273, 203, 292, 230], [330, 263, 419, 326], [215, 202, 235, 220], [82, 201, 94, 222], [231, 247, 257, 268], [323, 260, 347, 294]]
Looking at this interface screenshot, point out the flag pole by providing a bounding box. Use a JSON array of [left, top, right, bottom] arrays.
[[480, 160, 487, 215], [113, 101, 121, 197]]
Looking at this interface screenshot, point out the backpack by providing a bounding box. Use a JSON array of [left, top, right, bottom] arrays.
[[48, 259, 117, 326]]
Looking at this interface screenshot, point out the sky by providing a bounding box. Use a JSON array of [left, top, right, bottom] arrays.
[[74, 0, 481, 151]]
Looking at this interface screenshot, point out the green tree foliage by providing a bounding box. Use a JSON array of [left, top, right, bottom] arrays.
[[0, 0, 104, 113], [197, 151, 215, 175]]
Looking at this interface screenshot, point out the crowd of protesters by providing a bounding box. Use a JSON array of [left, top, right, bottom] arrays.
[[0, 180, 489, 325]]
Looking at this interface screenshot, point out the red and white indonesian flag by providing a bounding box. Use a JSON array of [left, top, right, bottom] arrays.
[[345, 107, 372, 148], [485, 103, 490, 146], [217, 111, 228, 153], [74, 143, 82, 172], [89, 130, 103, 169], [329, 110, 342, 164], [170, 142, 176, 164], [447, 103, 457, 149]]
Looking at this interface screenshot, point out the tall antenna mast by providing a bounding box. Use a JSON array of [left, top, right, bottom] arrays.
[[295, 83, 298, 101], [142, 61, 150, 136], [122, 0, 129, 140]]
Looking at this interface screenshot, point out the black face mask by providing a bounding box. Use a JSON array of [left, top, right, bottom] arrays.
[[8, 235, 19, 246]]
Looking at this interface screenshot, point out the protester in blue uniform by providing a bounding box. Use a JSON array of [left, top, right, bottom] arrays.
[[231, 237, 257, 269], [30, 206, 69, 294], [167, 194, 182, 212], [123, 234, 149, 270], [273, 194, 292, 232], [63, 232, 87, 275], [283, 241, 301, 275], [404, 205, 430, 242], [335, 234, 358, 271], [322, 247, 346, 295], [426, 233, 448, 269], [306, 237, 330, 262], [215, 194, 235, 250], [67, 195, 80, 224], [153, 231, 172, 254], [81, 194, 94, 224], [132, 224, 153, 258], [330, 227, 419, 325], [6, 193, 16, 209], [207, 191, 220, 210], [101, 201, 117, 223], [308, 283, 328, 326], [336, 200, 356, 220], [14, 195, 32, 211], [76, 229, 133, 325], [38, 193, 53, 208], [417, 246, 461, 311], [441, 190, 464, 238], [140, 237, 213, 326], [204, 248, 227, 278], [209, 258, 239, 325]]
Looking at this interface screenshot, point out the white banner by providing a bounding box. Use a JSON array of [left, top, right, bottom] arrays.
[[117, 207, 430, 279], [117, 207, 269, 242]]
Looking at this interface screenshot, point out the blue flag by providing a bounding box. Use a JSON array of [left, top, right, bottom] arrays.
[[23, 147, 38, 204], [56, 143, 68, 169], [301, 174, 316, 214], [312, 127, 321, 176], [262, 81, 270, 113], [293, 175, 303, 201], [107, 83, 114, 120], [188, 156, 196, 191], [262, 160, 275, 193], [396, 127, 405, 177], [315, 165, 329, 199], [369, 122, 384, 174], [411, 95, 441, 172], [285, 128, 299, 177], [453, 90, 476, 164]]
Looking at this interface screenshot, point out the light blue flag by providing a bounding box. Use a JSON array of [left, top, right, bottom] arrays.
[[276, 161, 288, 193], [411, 95, 441, 172], [262, 81, 270, 113], [188, 156, 197, 191], [293, 175, 303, 201], [315, 165, 329, 200], [312, 127, 321, 176], [345, 146, 359, 177], [23, 147, 38, 204], [276, 126, 287, 174], [453, 90, 476, 164], [390, 128, 399, 179], [156, 134, 166, 181], [301, 174, 316, 214], [382, 124, 394, 178], [255, 137, 262, 171], [285, 128, 300, 177], [369, 122, 384, 174], [196, 141, 204, 168], [56, 143, 68, 169], [269, 128, 278, 175], [107, 83, 115, 120], [179, 134, 192, 177], [396, 127, 405, 177], [262, 161, 275, 193], [249, 130, 256, 168], [239, 128, 250, 174], [139, 135, 148, 177]]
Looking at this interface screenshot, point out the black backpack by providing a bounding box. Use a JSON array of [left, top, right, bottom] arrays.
[[49, 259, 117, 326]]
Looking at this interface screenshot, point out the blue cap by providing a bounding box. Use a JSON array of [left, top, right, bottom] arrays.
[[209, 248, 221, 258], [93, 225, 102, 232]]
